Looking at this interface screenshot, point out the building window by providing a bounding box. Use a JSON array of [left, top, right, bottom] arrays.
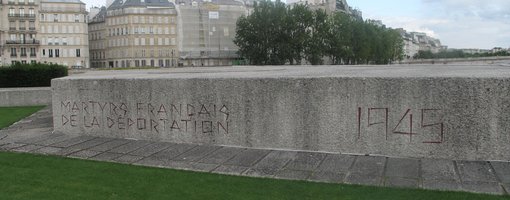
[[9, 8, 15, 16], [30, 48, 36, 57], [135, 60, 140, 67], [150, 60, 154, 67], [53, 14, 58, 22], [55, 49, 59, 57], [74, 14, 79, 22], [20, 48, 27, 57], [19, 8, 24, 16], [141, 60, 146, 66], [42, 49, 46, 56], [76, 49, 81, 57], [10, 48, 17, 57], [49, 49, 53, 57], [28, 8, 34, 16]]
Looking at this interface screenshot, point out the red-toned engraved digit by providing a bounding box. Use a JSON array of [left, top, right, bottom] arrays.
[[421, 109, 444, 144], [392, 109, 416, 142]]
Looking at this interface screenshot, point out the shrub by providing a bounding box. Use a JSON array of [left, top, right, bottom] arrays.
[[0, 63, 68, 87]]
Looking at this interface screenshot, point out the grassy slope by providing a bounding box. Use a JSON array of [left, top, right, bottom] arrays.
[[0, 152, 507, 200], [0, 106, 45, 129]]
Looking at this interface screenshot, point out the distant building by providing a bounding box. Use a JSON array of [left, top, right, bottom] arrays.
[[176, 0, 247, 66], [39, 0, 89, 68], [0, 0, 89, 67], [88, 0, 179, 68], [397, 28, 443, 59], [286, 0, 362, 19]]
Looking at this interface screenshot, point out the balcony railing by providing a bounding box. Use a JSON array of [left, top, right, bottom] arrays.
[[5, 39, 40, 45], [8, 14, 36, 19], [30, 54, 36, 57], [29, 27, 36, 30], [9, 27, 16, 30], [20, 54, 27, 57]]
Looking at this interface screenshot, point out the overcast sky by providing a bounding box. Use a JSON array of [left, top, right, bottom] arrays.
[[82, 0, 510, 49], [349, 0, 510, 49]]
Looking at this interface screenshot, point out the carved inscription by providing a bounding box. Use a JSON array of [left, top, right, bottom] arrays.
[[357, 107, 445, 144], [60, 101, 231, 134]]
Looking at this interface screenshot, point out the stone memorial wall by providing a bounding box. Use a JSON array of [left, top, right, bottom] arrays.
[[52, 66, 510, 160]]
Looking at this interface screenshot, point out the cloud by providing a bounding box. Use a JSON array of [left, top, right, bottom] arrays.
[[418, 0, 510, 48]]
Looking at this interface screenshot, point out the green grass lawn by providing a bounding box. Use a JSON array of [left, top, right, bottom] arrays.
[[0, 106, 508, 199], [0, 106, 45, 129], [0, 152, 507, 200]]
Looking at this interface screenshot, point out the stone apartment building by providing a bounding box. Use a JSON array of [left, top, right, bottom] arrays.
[[0, 0, 89, 67], [0, 0, 40, 65], [39, 0, 89, 68], [89, 0, 178, 68]]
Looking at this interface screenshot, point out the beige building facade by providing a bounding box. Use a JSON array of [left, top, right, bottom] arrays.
[[39, 0, 89, 68], [0, 0, 89, 67], [89, 0, 178, 68], [0, 0, 40, 65]]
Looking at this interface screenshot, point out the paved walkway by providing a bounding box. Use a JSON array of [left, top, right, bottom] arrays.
[[1, 107, 509, 196]]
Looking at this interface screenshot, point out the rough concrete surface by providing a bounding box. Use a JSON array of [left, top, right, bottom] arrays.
[[52, 65, 510, 160]]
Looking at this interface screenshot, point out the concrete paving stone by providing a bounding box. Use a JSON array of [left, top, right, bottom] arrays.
[[0, 143, 26, 150], [88, 139, 131, 152], [490, 161, 510, 183], [151, 143, 197, 160], [198, 146, 245, 164], [108, 140, 153, 154], [421, 159, 459, 181], [315, 154, 355, 173], [114, 155, 144, 164], [275, 169, 312, 180], [172, 145, 222, 162], [12, 144, 44, 152], [16, 133, 59, 144], [34, 134, 74, 146], [422, 179, 463, 192], [55, 147, 85, 156], [135, 158, 217, 172], [65, 137, 114, 151], [213, 165, 250, 175], [187, 162, 219, 172], [90, 152, 124, 162], [223, 148, 271, 167], [128, 142, 173, 157], [385, 177, 420, 189], [461, 181, 504, 195], [252, 151, 297, 175], [503, 184, 510, 195], [457, 161, 498, 182], [385, 157, 420, 179], [308, 171, 345, 183], [243, 168, 278, 178], [68, 150, 102, 159], [345, 173, 383, 186], [50, 136, 96, 148], [349, 156, 386, 177], [31, 146, 63, 155], [284, 152, 328, 171]]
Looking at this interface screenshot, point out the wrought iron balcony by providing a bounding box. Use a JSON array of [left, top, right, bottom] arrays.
[[5, 39, 40, 45], [8, 14, 36, 19]]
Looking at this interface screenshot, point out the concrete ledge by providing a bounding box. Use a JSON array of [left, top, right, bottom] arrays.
[[0, 87, 52, 107], [51, 65, 510, 161]]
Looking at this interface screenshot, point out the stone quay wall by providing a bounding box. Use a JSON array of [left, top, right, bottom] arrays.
[[51, 66, 510, 161], [0, 87, 52, 107]]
